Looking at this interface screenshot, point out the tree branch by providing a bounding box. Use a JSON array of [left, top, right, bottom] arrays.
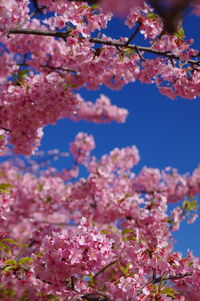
[[32, 0, 46, 14], [82, 292, 112, 301], [149, 0, 191, 33], [18, 62, 77, 73], [0, 127, 11, 133], [153, 272, 192, 284], [8, 29, 200, 66]]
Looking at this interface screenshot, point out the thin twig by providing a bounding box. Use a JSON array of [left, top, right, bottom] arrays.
[[135, 48, 145, 61], [125, 23, 140, 46], [93, 260, 117, 279]]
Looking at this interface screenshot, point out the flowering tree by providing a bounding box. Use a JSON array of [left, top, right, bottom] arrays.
[[0, 0, 200, 300]]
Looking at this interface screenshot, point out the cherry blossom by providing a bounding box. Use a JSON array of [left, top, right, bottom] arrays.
[[0, 1, 199, 300]]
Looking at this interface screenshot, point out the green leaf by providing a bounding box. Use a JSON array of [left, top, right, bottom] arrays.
[[119, 263, 131, 276], [3, 266, 14, 272], [167, 218, 174, 224], [37, 184, 43, 192], [64, 80, 79, 90], [161, 287, 178, 298], [0, 241, 12, 254], [122, 229, 133, 235], [150, 284, 157, 294], [0, 183, 12, 194], [91, 4, 99, 9], [87, 274, 94, 284], [19, 257, 33, 265], [146, 12, 158, 20], [36, 252, 43, 258], [101, 230, 111, 235], [1, 238, 19, 246], [4, 259, 17, 266], [174, 26, 185, 40], [185, 260, 193, 266], [0, 285, 16, 297], [18, 69, 29, 80], [87, 274, 94, 287], [47, 294, 60, 301], [127, 235, 136, 241], [45, 196, 52, 203], [182, 199, 198, 212]]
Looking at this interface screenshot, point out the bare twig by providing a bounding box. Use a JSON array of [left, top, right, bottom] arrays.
[[125, 23, 141, 46]]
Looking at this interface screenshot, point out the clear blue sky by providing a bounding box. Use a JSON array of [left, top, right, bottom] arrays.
[[39, 10, 200, 257]]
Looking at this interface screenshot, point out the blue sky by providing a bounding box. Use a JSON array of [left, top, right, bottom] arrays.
[[39, 10, 200, 256]]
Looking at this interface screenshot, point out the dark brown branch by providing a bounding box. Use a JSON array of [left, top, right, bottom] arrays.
[[0, 127, 11, 133], [9, 29, 69, 38], [135, 48, 145, 61], [81, 292, 112, 301], [149, 0, 191, 33], [152, 268, 156, 283], [36, 274, 53, 285], [41, 64, 76, 73], [67, 0, 98, 4], [32, 0, 46, 14], [125, 23, 141, 46], [8, 29, 200, 66], [153, 272, 192, 284], [18, 62, 77, 73], [93, 260, 117, 279]]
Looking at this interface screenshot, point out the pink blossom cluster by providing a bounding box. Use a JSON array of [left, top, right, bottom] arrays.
[[72, 94, 128, 124], [70, 132, 95, 165], [0, 0, 198, 157], [34, 217, 113, 287], [0, 193, 12, 220], [0, 133, 199, 300], [0, 1, 199, 300], [38, 0, 112, 37], [125, 5, 163, 39], [0, 130, 9, 156], [0, 0, 29, 33], [0, 72, 127, 155]]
